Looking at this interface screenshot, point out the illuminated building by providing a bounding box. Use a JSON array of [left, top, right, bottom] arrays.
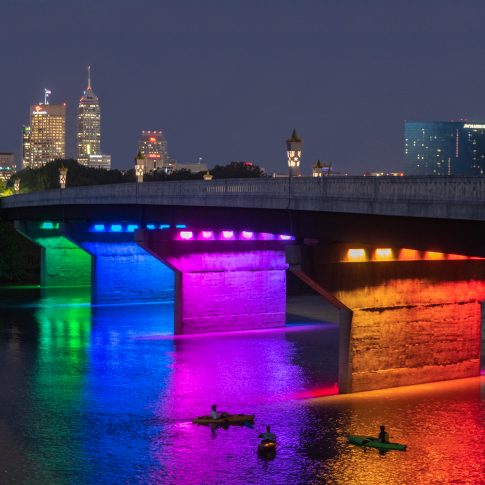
[[21, 125, 31, 169], [27, 90, 66, 168], [77, 66, 110, 169], [0, 152, 16, 182], [138, 131, 169, 171], [404, 121, 485, 175], [286, 129, 302, 177]]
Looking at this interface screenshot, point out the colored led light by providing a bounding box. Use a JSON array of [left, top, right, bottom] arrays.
[[201, 231, 214, 239], [176, 224, 187, 229], [110, 224, 122, 232], [241, 231, 254, 240], [347, 248, 366, 261], [222, 231, 234, 239], [375, 248, 392, 260], [93, 224, 105, 232], [146, 224, 156, 230], [159, 224, 170, 229], [279, 234, 292, 240], [180, 230, 194, 240], [127, 224, 139, 232], [40, 222, 59, 230]]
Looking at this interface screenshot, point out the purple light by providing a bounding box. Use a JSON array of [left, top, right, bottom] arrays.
[[179, 231, 194, 240], [279, 235, 293, 240], [200, 231, 214, 240], [221, 231, 234, 240], [241, 231, 254, 240], [259, 233, 275, 240]]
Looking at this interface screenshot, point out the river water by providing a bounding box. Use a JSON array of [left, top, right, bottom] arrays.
[[0, 287, 483, 484]]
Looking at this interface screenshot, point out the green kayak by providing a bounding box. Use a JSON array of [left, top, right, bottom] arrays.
[[348, 434, 407, 451]]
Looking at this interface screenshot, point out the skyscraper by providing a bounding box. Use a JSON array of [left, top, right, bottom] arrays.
[[137, 130, 169, 171], [404, 121, 485, 176], [77, 66, 101, 166], [21, 125, 31, 169], [26, 90, 66, 169]]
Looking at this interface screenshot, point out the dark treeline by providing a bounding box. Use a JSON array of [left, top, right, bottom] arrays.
[[7, 160, 265, 192]]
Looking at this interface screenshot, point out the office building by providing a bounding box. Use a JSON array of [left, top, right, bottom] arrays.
[[0, 152, 16, 182], [404, 121, 485, 176], [77, 66, 108, 167], [25, 91, 66, 169], [22, 125, 31, 168], [138, 130, 169, 170]]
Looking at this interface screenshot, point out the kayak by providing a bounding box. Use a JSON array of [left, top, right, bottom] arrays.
[[258, 441, 277, 453], [348, 434, 407, 451], [192, 414, 255, 425]]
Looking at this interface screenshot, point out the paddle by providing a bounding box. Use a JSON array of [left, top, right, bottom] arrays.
[[243, 421, 265, 434]]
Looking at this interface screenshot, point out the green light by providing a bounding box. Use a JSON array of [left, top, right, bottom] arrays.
[[40, 222, 60, 230]]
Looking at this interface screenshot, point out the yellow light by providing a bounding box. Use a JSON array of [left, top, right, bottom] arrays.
[[374, 248, 393, 260], [346, 248, 366, 262]]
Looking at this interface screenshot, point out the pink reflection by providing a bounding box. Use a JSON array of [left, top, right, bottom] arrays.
[[179, 231, 194, 240], [221, 230, 234, 239], [241, 231, 254, 240]]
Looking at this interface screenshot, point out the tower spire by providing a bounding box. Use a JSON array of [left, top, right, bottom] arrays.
[[87, 65, 91, 89]]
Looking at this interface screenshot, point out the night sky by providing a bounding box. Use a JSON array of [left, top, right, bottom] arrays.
[[1, 0, 485, 174]]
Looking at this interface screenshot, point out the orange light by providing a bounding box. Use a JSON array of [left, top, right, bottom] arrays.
[[374, 248, 393, 260], [149, 137, 156, 142], [446, 254, 468, 260], [424, 251, 445, 260], [398, 248, 421, 261], [347, 248, 366, 262]]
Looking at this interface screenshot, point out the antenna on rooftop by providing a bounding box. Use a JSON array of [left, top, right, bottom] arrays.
[[44, 88, 51, 105]]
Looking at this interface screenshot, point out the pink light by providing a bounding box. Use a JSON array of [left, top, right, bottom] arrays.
[[279, 235, 292, 240], [241, 231, 254, 240], [200, 231, 214, 240], [221, 231, 234, 239], [259, 233, 275, 240], [179, 231, 194, 240]]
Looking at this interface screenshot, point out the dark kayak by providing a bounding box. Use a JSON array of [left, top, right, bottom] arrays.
[[192, 414, 255, 425], [348, 434, 407, 451], [258, 441, 277, 453]]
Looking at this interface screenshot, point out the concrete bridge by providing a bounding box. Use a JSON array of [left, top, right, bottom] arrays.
[[2, 176, 485, 393]]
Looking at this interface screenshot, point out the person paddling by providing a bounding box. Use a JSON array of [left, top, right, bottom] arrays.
[[378, 425, 389, 443], [210, 404, 228, 420], [258, 425, 277, 443]]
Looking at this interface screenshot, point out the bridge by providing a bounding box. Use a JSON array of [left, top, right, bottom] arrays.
[[2, 176, 485, 394]]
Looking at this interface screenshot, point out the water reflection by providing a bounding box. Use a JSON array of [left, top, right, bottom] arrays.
[[0, 287, 483, 484]]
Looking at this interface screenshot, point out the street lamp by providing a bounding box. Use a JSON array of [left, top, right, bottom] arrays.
[[13, 177, 20, 194], [135, 151, 145, 183], [203, 170, 213, 181], [286, 129, 303, 177], [59, 166, 68, 189]]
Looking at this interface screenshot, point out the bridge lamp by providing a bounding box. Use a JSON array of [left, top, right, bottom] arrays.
[[13, 177, 20, 194], [59, 166, 68, 189], [286, 129, 303, 177]]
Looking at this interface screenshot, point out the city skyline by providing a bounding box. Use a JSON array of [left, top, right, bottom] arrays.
[[3, 1, 485, 174]]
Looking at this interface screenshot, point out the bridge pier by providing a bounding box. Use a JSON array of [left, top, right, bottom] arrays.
[[136, 229, 288, 334], [63, 224, 174, 305], [288, 244, 485, 393], [15, 221, 91, 287]]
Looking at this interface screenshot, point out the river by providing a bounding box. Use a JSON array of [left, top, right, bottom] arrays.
[[0, 287, 483, 484]]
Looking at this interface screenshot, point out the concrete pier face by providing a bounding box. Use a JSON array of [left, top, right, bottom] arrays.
[[64, 225, 174, 305], [289, 245, 485, 393], [137, 230, 288, 335], [15, 221, 91, 287]]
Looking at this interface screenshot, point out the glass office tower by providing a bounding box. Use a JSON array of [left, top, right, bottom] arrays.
[[404, 121, 485, 175]]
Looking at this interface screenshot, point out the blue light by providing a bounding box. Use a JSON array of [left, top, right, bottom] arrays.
[[127, 224, 139, 233], [110, 224, 122, 232], [175, 224, 187, 229], [146, 224, 156, 230], [159, 224, 171, 230], [93, 224, 106, 232]]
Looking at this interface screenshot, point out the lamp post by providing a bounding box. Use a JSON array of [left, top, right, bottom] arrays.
[[13, 177, 20, 194], [59, 166, 68, 189], [286, 129, 303, 177], [135, 151, 145, 183]]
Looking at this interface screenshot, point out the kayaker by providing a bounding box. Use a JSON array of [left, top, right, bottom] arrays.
[[210, 404, 228, 420], [378, 425, 389, 443], [258, 425, 277, 443]]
